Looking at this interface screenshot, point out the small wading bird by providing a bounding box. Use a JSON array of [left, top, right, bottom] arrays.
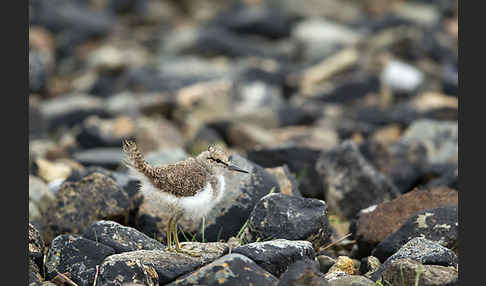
[[122, 139, 249, 256]]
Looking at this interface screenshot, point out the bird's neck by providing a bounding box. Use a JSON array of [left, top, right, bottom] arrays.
[[209, 175, 225, 202]]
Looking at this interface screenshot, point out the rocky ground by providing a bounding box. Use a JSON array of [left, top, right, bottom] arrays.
[[29, 0, 458, 285]]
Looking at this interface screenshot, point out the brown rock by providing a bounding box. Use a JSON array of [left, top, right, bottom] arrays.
[[265, 165, 301, 196], [356, 186, 458, 251]]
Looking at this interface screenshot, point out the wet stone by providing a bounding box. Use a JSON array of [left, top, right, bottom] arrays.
[[355, 186, 458, 256], [83, 220, 166, 253], [247, 193, 331, 249], [97, 242, 228, 285], [45, 234, 116, 286], [166, 253, 279, 286], [372, 205, 458, 261], [370, 237, 458, 281], [315, 140, 400, 220], [41, 172, 135, 242], [232, 239, 315, 277], [381, 258, 458, 286], [278, 258, 329, 286]]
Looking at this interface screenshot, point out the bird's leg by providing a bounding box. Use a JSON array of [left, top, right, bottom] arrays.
[[172, 214, 201, 257], [165, 215, 173, 251]]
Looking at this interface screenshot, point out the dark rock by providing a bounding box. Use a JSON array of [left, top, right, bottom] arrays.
[[247, 146, 323, 198], [29, 49, 51, 94], [426, 166, 458, 190], [97, 243, 228, 285], [39, 94, 109, 131], [72, 148, 125, 170], [166, 253, 279, 286], [29, 97, 48, 140], [30, 0, 115, 58], [359, 140, 428, 193], [41, 173, 136, 242], [403, 119, 458, 165], [355, 186, 458, 257], [184, 27, 295, 60], [247, 193, 331, 249], [45, 234, 116, 285], [315, 74, 380, 103], [29, 258, 43, 285], [372, 205, 458, 261], [83, 220, 165, 253], [232, 239, 315, 277], [317, 255, 336, 274], [29, 224, 45, 273], [359, 256, 381, 278], [210, 5, 293, 39], [278, 258, 329, 286], [370, 237, 458, 281], [381, 259, 458, 286], [75, 116, 135, 149], [277, 105, 320, 127], [327, 275, 376, 286], [315, 140, 400, 220]]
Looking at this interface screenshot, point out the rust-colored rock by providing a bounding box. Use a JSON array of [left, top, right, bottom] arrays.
[[356, 186, 458, 252]]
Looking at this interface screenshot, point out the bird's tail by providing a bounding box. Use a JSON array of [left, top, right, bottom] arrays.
[[122, 139, 153, 176]]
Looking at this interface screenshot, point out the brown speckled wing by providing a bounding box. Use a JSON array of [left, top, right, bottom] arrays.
[[149, 158, 211, 197]]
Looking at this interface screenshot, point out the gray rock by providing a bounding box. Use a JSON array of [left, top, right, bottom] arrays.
[[372, 205, 458, 261], [291, 18, 361, 60], [315, 140, 400, 219], [83, 220, 166, 253], [232, 239, 315, 277], [278, 258, 329, 286], [72, 148, 125, 170], [371, 237, 458, 281], [41, 173, 137, 242], [29, 175, 55, 220], [327, 275, 376, 286], [403, 119, 458, 165], [144, 148, 189, 166], [381, 259, 458, 286], [45, 234, 116, 286], [247, 193, 331, 249], [166, 253, 279, 286], [97, 243, 228, 285], [39, 93, 107, 131]]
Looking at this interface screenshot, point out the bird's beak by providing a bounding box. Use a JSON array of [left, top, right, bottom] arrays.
[[228, 164, 249, 173]]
